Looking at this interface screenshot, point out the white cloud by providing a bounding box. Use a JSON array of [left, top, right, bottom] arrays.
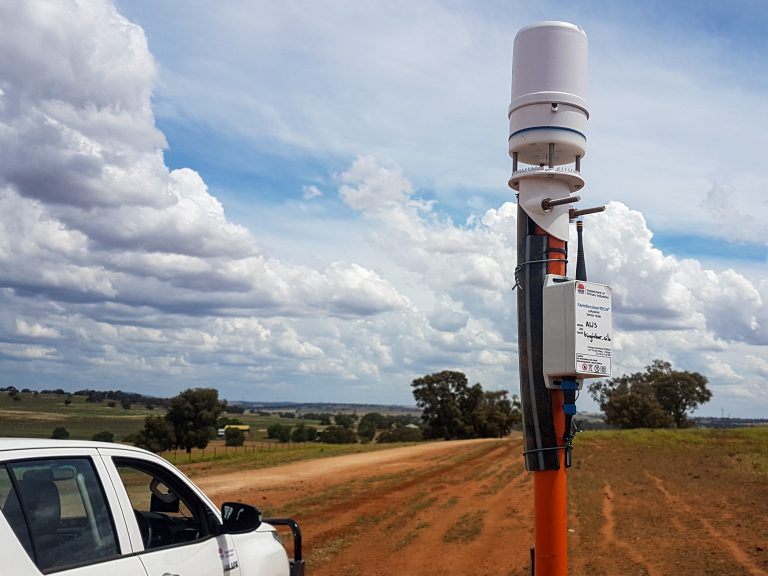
[[584, 203, 766, 345], [0, 1, 765, 417], [302, 185, 322, 200], [15, 320, 60, 339]]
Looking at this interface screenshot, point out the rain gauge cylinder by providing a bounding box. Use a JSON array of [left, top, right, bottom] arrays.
[[508, 22, 589, 242]]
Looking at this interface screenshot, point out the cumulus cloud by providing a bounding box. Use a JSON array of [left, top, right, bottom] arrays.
[[0, 1, 421, 398], [333, 157, 768, 409], [0, 1, 765, 416], [585, 203, 765, 345], [0, 1, 406, 322]]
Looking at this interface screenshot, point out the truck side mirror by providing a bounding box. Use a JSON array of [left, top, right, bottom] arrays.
[[221, 502, 262, 533]]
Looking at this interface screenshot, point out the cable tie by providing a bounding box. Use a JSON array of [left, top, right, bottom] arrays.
[[512, 258, 569, 291], [522, 446, 568, 457]]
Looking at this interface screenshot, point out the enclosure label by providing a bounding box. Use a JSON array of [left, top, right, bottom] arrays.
[[574, 282, 612, 377]]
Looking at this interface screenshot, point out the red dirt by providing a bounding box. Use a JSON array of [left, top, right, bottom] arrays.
[[192, 436, 768, 576]]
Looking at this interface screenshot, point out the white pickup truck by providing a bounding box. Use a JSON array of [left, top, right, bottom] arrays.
[[0, 439, 304, 576]]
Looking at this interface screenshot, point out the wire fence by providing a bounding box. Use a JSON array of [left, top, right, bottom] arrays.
[[160, 440, 320, 465]]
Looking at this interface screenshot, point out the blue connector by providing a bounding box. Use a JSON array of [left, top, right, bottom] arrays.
[[561, 380, 578, 415], [560, 380, 579, 391]]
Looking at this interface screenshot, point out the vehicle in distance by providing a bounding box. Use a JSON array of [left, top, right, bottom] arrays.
[[0, 438, 304, 576]]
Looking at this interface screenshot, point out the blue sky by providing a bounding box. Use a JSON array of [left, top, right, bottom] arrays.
[[0, 1, 766, 418]]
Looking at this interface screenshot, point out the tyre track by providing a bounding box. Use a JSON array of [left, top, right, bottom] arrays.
[[601, 483, 663, 576], [300, 438, 531, 576], [645, 471, 768, 576]]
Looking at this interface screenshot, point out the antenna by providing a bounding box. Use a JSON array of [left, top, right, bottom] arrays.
[[575, 220, 587, 281]]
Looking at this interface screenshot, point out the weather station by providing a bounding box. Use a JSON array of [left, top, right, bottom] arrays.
[[508, 21, 612, 576]]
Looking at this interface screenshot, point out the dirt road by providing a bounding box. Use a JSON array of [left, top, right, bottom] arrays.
[[198, 438, 534, 575], [192, 434, 768, 576]]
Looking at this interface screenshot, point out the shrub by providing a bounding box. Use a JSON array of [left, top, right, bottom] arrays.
[[291, 423, 318, 443], [92, 431, 114, 443], [225, 427, 245, 447], [267, 423, 291, 443], [377, 426, 423, 443], [320, 425, 358, 444], [51, 426, 70, 440]]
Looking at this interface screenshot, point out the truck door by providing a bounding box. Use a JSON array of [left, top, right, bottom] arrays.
[[105, 455, 241, 576], [0, 454, 147, 576]]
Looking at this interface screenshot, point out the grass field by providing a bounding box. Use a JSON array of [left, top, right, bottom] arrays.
[[0, 392, 155, 439], [576, 425, 768, 478], [0, 391, 320, 441]]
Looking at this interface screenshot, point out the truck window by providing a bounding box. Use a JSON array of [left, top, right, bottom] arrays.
[[0, 464, 34, 559], [4, 458, 119, 572], [113, 458, 217, 551]]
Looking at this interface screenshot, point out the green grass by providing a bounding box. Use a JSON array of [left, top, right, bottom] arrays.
[[576, 426, 768, 478], [394, 522, 430, 550], [306, 536, 350, 566], [441, 496, 460, 509], [0, 391, 320, 442], [0, 392, 155, 440], [442, 510, 485, 544]]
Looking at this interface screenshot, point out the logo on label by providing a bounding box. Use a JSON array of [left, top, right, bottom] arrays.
[[580, 362, 607, 374], [577, 283, 585, 294]]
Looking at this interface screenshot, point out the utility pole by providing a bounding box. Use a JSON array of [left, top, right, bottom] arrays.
[[508, 22, 611, 576]]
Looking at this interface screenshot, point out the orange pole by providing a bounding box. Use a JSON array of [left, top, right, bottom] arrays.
[[533, 231, 568, 576]]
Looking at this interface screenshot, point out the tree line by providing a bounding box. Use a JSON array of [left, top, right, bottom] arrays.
[[129, 388, 430, 453], [127, 371, 521, 454]]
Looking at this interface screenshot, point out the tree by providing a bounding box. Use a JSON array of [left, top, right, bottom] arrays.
[[646, 360, 712, 428], [320, 425, 358, 444], [134, 415, 176, 453], [165, 388, 224, 453], [412, 371, 472, 439], [589, 377, 673, 429], [51, 426, 70, 440], [267, 423, 291, 443], [357, 418, 377, 443], [589, 360, 712, 429], [64, 396, 72, 406], [377, 426, 423, 443], [471, 390, 520, 438], [225, 427, 245, 447], [318, 414, 332, 426], [334, 413, 356, 429], [92, 430, 115, 443], [291, 423, 317, 443], [411, 371, 521, 440]]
